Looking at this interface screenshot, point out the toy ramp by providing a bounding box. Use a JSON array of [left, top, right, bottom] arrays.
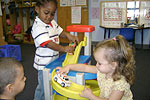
[[51, 69, 100, 100], [53, 92, 67, 100], [62, 37, 87, 67]]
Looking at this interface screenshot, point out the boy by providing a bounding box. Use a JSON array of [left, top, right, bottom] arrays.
[[32, 0, 79, 100], [0, 58, 26, 100]]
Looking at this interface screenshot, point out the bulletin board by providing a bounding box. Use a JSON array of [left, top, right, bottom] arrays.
[[100, 1, 127, 28], [139, 1, 150, 27], [57, 0, 88, 43]]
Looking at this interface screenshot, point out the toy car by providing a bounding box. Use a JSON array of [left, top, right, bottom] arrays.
[[53, 73, 71, 87]]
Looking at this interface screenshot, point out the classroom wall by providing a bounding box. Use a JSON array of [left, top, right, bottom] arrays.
[[2, 0, 150, 45], [89, 0, 150, 45], [89, 0, 104, 42]]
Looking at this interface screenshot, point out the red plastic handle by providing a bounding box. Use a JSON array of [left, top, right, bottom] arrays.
[[67, 25, 95, 32]]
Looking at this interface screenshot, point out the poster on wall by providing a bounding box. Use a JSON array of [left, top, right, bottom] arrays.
[[100, 2, 126, 27], [71, 6, 81, 24], [103, 8, 122, 21], [76, 0, 86, 6], [91, 0, 99, 20], [60, 0, 68, 6], [91, 8, 99, 19], [60, 0, 83, 7], [139, 1, 150, 27], [68, 0, 75, 6]]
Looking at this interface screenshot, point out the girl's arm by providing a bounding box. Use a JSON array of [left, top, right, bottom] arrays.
[[57, 64, 97, 74], [69, 64, 97, 73], [108, 90, 124, 100], [80, 88, 124, 100]]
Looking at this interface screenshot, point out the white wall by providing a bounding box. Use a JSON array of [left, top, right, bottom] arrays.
[[89, 0, 150, 45], [89, 0, 104, 42]]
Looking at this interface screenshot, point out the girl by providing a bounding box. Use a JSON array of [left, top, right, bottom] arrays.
[[32, 0, 79, 100], [57, 35, 135, 100]]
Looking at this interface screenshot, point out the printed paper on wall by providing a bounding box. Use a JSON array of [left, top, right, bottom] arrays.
[[71, 6, 81, 24]]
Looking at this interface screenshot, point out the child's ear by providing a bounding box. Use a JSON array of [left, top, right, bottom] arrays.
[[5, 84, 14, 93], [112, 62, 118, 70]]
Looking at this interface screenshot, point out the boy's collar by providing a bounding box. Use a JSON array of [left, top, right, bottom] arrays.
[[35, 16, 53, 27]]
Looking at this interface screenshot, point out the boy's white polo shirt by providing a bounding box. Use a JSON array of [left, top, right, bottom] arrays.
[[32, 17, 63, 70]]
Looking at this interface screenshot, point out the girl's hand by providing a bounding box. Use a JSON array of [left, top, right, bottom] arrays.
[[56, 66, 70, 75], [79, 87, 93, 99]]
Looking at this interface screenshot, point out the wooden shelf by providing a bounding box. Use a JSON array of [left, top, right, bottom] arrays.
[[6, 33, 34, 44], [23, 33, 34, 44], [2, 0, 36, 44]]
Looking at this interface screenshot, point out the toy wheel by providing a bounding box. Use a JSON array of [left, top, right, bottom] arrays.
[[61, 83, 65, 87], [54, 77, 57, 82]]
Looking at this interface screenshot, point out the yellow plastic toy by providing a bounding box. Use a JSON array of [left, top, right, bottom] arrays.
[[62, 37, 87, 67], [51, 37, 100, 100], [51, 69, 100, 100]]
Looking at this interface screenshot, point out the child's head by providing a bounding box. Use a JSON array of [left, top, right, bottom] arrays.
[[0, 58, 26, 99], [35, 0, 57, 24], [94, 35, 135, 85]]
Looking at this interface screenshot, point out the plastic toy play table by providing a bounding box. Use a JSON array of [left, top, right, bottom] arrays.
[[43, 54, 98, 100], [46, 54, 97, 80]]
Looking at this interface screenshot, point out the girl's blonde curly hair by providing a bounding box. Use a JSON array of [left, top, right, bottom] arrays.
[[94, 35, 135, 85]]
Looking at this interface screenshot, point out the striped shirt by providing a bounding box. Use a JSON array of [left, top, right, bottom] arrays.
[[31, 16, 63, 70]]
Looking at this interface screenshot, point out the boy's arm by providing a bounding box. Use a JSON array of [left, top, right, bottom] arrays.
[[45, 41, 74, 53], [60, 31, 79, 43]]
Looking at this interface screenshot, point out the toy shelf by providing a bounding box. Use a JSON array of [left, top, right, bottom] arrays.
[[1, 0, 35, 44]]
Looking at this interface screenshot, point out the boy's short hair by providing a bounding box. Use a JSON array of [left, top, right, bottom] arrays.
[[0, 57, 22, 95]]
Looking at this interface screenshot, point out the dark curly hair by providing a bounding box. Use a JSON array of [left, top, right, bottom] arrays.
[[36, 0, 57, 8]]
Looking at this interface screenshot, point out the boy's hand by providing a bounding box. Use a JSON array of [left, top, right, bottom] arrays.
[[60, 31, 79, 44], [67, 34, 80, 45], [64, 46, 75, 53]]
